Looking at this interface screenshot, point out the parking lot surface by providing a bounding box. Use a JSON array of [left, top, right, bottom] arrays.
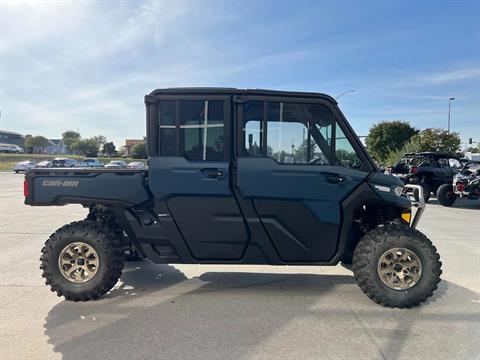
[[0, 172, 479, 360]]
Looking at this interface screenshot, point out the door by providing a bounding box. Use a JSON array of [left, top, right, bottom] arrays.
[[236, 98, 371, 262], [148, 96, 249, 260]]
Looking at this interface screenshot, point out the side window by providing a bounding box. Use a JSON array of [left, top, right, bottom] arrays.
[[159, 101, 177, 156], [437, 158, 449, 168], [242, 101, 364, 169], [158, 100, 225, 161], [266, 102, 333, 164], [448, 158, 462, 170], [335, 124, 362, 168]]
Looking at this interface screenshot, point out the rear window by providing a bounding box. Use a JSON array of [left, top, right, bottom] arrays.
[[157, 100, 226, 161]]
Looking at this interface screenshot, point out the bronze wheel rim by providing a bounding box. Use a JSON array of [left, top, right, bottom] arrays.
[[377, 247, 422, 290], [58, 242, 99, 283]]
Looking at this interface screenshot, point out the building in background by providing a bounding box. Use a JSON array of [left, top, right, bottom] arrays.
[[34, 139, 67, 154], [0, 130, 24, 148], [124, 138, 145, 157]]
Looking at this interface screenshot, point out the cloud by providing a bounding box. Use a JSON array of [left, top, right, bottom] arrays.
[[422, 67, 480, 84]]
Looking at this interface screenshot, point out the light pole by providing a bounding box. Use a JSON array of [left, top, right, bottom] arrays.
[[335, 90, 355, 100], [448, 97, 455, 133]]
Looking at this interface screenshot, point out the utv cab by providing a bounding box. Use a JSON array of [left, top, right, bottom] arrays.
[[26, 88, 441, 308]]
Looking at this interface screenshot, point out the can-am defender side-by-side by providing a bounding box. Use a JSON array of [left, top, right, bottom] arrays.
[[25, 88, 442, 308], [437, 161, 480, 206], [385, 152, 463, 202]]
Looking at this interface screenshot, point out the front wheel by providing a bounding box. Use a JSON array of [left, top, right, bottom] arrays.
[[352, 224, 442, 308], [437, 184, 457, 206], [40, 221, 124, 301]]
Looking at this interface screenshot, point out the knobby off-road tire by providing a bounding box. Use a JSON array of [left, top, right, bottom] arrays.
[[40, 220, 124, 301], [352, 224, 442, 308], [437, 184, 457, 207]]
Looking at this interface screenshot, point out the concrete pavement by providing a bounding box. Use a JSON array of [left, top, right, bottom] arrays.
[[0, 172, 479, 359]]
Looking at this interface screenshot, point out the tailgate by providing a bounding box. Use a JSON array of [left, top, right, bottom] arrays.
[[24, 169, 149, 206]]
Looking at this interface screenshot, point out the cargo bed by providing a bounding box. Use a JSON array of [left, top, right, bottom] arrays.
[[24, 168, 149, 207]]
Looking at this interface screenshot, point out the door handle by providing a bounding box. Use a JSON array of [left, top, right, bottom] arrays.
[[326, 174, 345, 184], [202, 168, 224, 179]]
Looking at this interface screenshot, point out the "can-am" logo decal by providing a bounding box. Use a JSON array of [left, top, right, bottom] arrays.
[[41, 180, 79, 187]]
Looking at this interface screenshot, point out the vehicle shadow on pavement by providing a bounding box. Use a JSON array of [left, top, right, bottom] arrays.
[[43, 263, 480, 360]]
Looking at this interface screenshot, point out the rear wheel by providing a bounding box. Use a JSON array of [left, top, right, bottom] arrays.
[[352, 224, 441, 308], [437, 184, 457, 207], [40, 220, 124, 301]]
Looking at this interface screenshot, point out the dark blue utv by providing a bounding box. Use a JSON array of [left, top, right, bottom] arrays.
[[26, 88, 441, 308]]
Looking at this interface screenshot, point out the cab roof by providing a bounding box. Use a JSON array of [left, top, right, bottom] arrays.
[[404, 152, 458, 158], [148, 87, 337, 104]]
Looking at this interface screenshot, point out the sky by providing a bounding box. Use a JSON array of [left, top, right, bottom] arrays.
[[1, 0, 479, 148]]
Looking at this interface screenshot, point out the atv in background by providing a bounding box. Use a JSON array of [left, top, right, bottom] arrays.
[[437, 161, 480, 206], [386, 152, 463, 201]]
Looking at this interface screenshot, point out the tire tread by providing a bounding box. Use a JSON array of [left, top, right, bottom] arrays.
[[353, 224, 442, 308], [39, 220, 124, 301]]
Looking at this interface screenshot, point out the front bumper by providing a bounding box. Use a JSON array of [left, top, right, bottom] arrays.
[[402, 184, 425, 228]]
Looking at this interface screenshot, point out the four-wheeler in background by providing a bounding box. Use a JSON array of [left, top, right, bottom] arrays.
[[437, 161, 480, 206], [25, 88, 442, 308], [386, 152, 463, 201]]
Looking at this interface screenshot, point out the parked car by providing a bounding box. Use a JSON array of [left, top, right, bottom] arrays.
[[127, 161, 147, 169], [82, 158, 104, 168], [25, 87, 442, 309], [36, 160, 52, 168], [105, 160, 127, 168], [437, 161, 480, 206], [51, 158, 79, 168], [14, 160, 36, 173], [386, 152, 462, 201], [1, 144, 24, 153]]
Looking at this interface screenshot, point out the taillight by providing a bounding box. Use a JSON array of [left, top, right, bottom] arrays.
[[410, 166, 417, 174], [23, 178, 29, 197]]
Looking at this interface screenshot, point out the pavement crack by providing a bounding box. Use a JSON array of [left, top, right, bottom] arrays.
[[327, 277, 389, 360], [0, 287, 39, 309]]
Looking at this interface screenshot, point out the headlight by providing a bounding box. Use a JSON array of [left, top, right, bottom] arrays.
[[393, 186, 404, 197]]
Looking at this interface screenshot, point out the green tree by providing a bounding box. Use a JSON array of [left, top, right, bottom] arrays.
[[294, 139, 317, 163], [415, 128, 461, 154], [102, 142, 116, 157], [62, 130, 81, 154], [466, 145, 480, 154], [366, 121, 418, 162], [131, 141, 147, 159], [25, 135, 50, 153], [92, 135, 106, 149], [384, 136, 423, 166], [71, 138, 99, 156], [62, 130, 80, 139]]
